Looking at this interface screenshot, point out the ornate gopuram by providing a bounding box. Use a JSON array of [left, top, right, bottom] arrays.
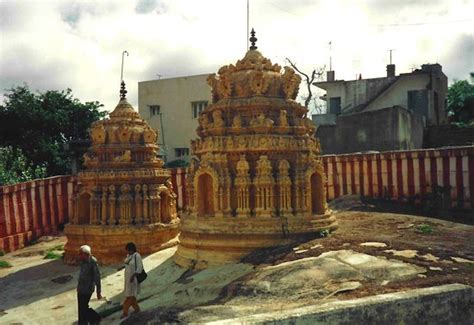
[[174, 31, 337, 269], [64, 82, 179, 264]]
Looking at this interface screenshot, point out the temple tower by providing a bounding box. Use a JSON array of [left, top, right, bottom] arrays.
[[174, 31, 337, 269], [64, 82, 179, 264]]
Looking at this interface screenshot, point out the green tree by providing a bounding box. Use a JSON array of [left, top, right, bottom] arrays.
[[0, 85, 106, 176], [0, 146, 47, 186], [447, 80, 474, 123]]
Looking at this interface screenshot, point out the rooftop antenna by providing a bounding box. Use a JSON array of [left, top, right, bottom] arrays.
[[329, 41, 332, 71], [388, 49, 395, 65], [246, 0, 250, 50]]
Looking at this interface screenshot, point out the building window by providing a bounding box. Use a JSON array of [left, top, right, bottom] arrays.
[[149, 105, 160, 116], [175, 148, 190, 157], [192, 101, 208, 119], [329, 97, 341, 115]]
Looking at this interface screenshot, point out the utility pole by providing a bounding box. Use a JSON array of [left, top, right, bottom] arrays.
[[158, 112, 167, 163], [247, 0, 250, 50]]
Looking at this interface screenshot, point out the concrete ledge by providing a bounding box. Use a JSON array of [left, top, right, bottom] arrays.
[[210, 284, 473, 325]]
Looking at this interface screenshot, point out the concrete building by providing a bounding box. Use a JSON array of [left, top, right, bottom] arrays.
[[313, 64, 448, 154], [138, 74, 212, 163]]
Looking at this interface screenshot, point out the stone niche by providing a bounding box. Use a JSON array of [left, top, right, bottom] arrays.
[[174, 33, 337, 269], [64, 83, 179, 265]]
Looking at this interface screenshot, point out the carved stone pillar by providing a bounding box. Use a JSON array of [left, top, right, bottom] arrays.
[[142, 184, 149, 224], [108, 185, 117, 225], [134, 184, 142, 224], [90, 191, 100, 225], [100, 186, 108, 225], [235, 155, 251, 217], [255, 156, 275, 217], [118, 184, 132, 225]]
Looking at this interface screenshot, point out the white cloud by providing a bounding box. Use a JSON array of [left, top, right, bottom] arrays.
[[0, 0, 473, 113]]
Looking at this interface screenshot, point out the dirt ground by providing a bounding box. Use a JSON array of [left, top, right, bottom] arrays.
[[240, 209, 474, 300], [122, 205, 473, 323], [1, 198, 473, 324]]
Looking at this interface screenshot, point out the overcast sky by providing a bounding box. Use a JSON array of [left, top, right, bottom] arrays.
[[1, 0, 473, 113]]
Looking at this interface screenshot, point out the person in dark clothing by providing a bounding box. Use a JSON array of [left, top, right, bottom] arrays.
[[77, 245, 102, 325]]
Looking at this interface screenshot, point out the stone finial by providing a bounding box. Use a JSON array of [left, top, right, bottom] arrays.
[[120, 80, 127, 99], [249, 28, 257, 50]]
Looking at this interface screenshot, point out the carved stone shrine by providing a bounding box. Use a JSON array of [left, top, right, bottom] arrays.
[[174, 31, 337, 269], [64, 82, 179, 264]]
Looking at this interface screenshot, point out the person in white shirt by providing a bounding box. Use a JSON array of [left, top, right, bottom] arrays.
[[121, 242, 143, 319]]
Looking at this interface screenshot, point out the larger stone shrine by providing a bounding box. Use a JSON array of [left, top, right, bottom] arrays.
[[174, 32, 337, 269]]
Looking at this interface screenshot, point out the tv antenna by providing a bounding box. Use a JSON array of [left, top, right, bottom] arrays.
[[329, 41, 332, 71], [388, 49, 395, 64]]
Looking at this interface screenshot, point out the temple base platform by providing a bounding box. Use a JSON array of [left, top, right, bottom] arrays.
[[64, 222, 180, 265], [174, 213, 337, 269]]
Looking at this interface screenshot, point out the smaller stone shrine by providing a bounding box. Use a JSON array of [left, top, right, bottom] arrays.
[[64, 82, 179, 264]]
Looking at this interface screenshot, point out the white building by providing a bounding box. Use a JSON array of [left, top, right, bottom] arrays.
[[138, 74, 212, 163]]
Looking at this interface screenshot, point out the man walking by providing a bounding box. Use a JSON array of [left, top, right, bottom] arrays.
[[77, 245, 102, 324]]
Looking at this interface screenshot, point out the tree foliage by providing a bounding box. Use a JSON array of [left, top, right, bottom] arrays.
[[0, 146, 47, 186], [0, 85, 106, 177], [447, 80, 474, 123]]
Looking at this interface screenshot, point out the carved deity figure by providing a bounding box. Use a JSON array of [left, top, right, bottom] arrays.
[[232, 114, 242, 128], [143, 127, 158, 144], [114, 150, 131, 162], [279, 110, 289, 127], [212, 110, 225, 128], [91, 123, 106, 144], [282, 66, 301, 100], [118, 125, 132, 143]]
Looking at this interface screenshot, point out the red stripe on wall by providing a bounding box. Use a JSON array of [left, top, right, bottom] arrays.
[[407, 156, 415, 197], [61, 180, 68, 224], [456, 156, 464, 207], [387, 158, 393, 197], [358, 158, 364, 196], [9, 192, 16, 236], [35, 184, 43, 234], [26, 185, 34, 234], [419, 157, 426, 196], [469, 155, 474, 208], [430, 157, 437, 188], [323, 159, 329, 200], [0, 189, 5, 238], [350, 160, 356, 194], [376, 157, 383, 198], [443, 156, 450, 190], [333, 159, 340, 198], [341, 160, 347, 195], [397, 157, 403, 198], [367, 159, 373, 197]]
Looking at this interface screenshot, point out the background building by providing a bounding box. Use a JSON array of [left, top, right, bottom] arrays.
[[313, 64, 448, 154], [138, 74, 212, 163]]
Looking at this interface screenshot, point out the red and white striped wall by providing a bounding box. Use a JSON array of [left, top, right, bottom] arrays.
[[169, 146, 474, 211], [1, 146, 472, 253], [0, 176, 76, 253], [322, 146, 474, 209]]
